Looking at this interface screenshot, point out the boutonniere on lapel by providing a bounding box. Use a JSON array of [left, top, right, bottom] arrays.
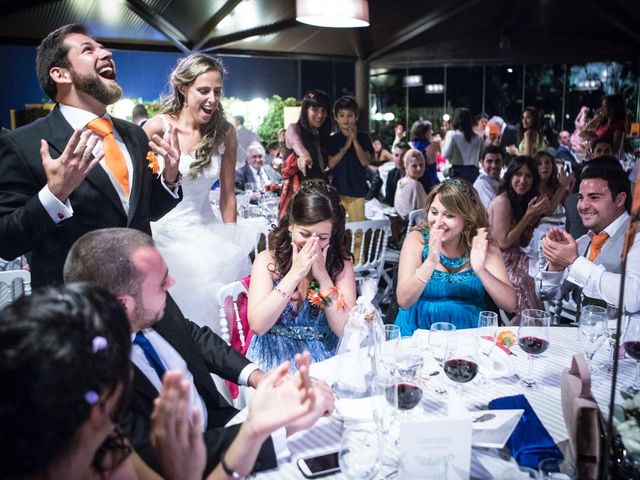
[[146, 151, 160, 174]]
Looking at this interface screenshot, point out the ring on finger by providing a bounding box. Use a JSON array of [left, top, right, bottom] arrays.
[[82, 154, 93, 161]]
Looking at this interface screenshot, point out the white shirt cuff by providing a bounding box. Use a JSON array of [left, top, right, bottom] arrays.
[[271, 427, 291, 463], [567, 256, 598, 288], [38, 185, 74, 223], [238, 363, 259, 386], [160, 177, 181, 198]]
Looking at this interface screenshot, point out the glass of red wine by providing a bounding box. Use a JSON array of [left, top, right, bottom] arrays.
[[389, 344, 423, 420], [517, 309, 551, 390], [443, 332, 480, 398], [622, 316, 640, 395]]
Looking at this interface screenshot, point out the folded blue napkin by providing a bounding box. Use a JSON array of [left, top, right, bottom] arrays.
[[488, 394, 563, 469]]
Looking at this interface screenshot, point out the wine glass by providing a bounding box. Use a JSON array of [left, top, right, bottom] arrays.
[[578, 305, 607, 372], [393, 343, 424, 416], [477, 311, 499, 383], [517, 309, 551, 390], [429, 322, 456, 395], [602, 304, 623, 373], [339, 424, 380, 480], [443, 332, 480, 397], [623, 316, 640, 396]]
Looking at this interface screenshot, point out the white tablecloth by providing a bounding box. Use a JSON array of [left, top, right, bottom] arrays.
[[255, 326, 633, 479]]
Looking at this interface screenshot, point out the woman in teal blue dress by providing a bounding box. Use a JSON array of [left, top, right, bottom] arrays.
[[395, 179, 517, 336], [246, 180, 356, 372]]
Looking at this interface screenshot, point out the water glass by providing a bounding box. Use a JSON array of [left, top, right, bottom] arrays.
[[517, 309, 551, 390], [477, 311, 499, 384], [339, 424, 380, 480], [578, 306, 606, 372], [372, 370, 398, 465], [623, 316, 640, 395], [380, 324, 401, 371]]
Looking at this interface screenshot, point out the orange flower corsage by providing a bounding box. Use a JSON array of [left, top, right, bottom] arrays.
[[146, 151, 160, 174], [307, 281, 345, 310], [497, 330, 516, 347]]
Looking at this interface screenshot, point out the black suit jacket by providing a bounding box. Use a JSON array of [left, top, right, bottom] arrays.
[[124, 296, 277, 476], [0, 106, 181, 287]]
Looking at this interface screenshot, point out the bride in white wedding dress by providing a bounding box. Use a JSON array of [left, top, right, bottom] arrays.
[[144, 53, 254, 337]]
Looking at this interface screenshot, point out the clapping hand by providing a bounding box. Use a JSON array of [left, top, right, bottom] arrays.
[[542, 228, 578, 271], [558, 165, 575, 192], [149, 125, 181, 184], [291, 236, 318, 280], [470, 227, 489, 274], [426, 226, 443, 266], [41, 129, 103, 202], [525, 196, 550, 221], [151, 371, 205, 480]]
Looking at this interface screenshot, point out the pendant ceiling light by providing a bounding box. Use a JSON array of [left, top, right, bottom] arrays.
[[296, 0, 369, 28]]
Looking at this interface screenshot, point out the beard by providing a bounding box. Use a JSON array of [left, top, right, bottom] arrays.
[[71, 69, 122, 105], [132, 294, 164, 331]]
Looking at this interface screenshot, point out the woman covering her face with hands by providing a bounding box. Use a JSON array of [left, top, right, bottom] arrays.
[[246, 180, 356, 372], [395, 179, 516, 335]]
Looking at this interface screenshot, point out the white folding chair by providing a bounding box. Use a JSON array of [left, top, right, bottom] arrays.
[[253, 222, 272, 260], [346, 219, 391, 297], [406, 208, 425, 236], [0, 270, 31, 310], [217, 280, 249, 348]]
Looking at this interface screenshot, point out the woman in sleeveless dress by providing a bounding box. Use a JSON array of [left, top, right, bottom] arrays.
[[395, 179, 515, 336], [144, 53, 254, 335], [489, 156, 549, 322], [246, 180, 356, 372], [506, 106, 546, 157]]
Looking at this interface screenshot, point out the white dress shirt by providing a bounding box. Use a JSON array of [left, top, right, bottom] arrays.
[[473, 171, 500, 210]]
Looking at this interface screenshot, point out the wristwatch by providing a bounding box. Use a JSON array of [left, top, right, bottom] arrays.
[[221, 454, 249, 479], [164, 172, 182, 189]]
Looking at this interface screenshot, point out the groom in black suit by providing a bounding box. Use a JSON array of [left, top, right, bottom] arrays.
[[63, 227, 335, 475], [0, 24, 181, 288]]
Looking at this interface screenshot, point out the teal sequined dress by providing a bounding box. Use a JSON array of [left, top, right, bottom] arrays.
[[394, 230, 486, 336], [246, 280, 339, 373]]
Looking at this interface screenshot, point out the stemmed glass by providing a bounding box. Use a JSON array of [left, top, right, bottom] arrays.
[[578, 305, 607, 372], [393, 343, 424, 417], [477, 311, 499, 384], [339, 424, 380, 480], [429, 322, 456, 395], [622, 316, 640, 396], [443, 332, 480, 397], [602, 304, 623, 373], [373, 369, 399, 468], [517, 309, 551, 390]]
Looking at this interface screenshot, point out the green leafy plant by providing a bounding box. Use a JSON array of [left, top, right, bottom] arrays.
[[257, 95, 298, 144]]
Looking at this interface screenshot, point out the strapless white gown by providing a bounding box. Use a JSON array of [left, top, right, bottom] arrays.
[[151, 148, 254, 335]]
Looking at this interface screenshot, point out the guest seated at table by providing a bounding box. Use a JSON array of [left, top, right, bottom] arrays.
[[537, 162, 640, 314], [246, 180, 356, 372], [489, 157, 547, 319], [506, 106, 547, 157], [395, 179, 516, 335], [473, 144, 504, 210], [394, 148, 428, 218], [235, 141, 282, 193], [370, 135, 394, 168], [535, 149, 574, 216], [580, 94, 627, 157], [383, 141, 410, 206]]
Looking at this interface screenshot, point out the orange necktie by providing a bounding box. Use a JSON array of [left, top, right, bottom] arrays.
[[588, 233, 609, 261], [87, 117, 130, 196]]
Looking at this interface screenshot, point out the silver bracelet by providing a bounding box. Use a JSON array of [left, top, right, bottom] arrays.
[[273, 286, 289, 299]]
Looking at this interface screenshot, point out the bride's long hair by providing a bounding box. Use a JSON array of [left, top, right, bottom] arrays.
[[159, 53, 231, 178]]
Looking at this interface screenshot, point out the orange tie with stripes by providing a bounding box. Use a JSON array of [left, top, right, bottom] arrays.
[[587, 233, 609, 261], [87, 117, 130, 196]]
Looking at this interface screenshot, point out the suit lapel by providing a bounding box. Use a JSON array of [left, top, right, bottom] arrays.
[[45, 107, 126, 216], [113, 118, 144, 224]]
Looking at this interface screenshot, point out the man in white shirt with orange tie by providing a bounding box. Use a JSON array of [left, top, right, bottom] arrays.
[[536, 161, 640, 313]]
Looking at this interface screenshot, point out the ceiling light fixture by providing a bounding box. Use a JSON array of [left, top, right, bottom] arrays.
[[296, 0, 369, 28]]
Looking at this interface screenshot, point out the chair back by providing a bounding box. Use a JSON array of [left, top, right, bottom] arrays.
[[253, 222, 272, 261], [217, 277, 253, 354], [0, 270, 31, 310], [406, 208, 425, 236], [561, 353, 606, 479], [346, 218, 391, 286]]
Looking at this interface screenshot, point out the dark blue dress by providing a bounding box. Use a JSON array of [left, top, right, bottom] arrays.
[[394, 230, 486, 336], [246, 280, 339, 373]]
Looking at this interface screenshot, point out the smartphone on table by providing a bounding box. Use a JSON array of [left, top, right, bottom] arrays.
[[297, 451, 340, 478]]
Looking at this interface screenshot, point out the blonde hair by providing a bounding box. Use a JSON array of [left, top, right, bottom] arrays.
[[418, 179, 488, 255], [159, 53, 231, 178], [403, 148, 424, 169]]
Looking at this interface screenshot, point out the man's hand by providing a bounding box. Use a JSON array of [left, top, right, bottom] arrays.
[[542, 229, 579, 271], [150, 125, 181, 184], [41, 129, 102, 202], [247, 369, 266, 389]]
